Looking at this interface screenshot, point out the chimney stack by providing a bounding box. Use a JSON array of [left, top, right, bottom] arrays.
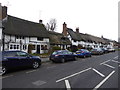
[[76, 27, 79, 33], [39, 20, 43, 24], [62, 22, 67, 36]]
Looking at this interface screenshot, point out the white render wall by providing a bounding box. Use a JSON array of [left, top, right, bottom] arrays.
[[68, 35, 108, 48], [4, 35, 50, 54]]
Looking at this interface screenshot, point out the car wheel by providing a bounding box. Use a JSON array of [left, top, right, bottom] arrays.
[[0, 66, 7, 75], [61, 58, 65, 63], [74, 57, 77, 60], [83, 55, 86, 58], [32, 61, 40, 69]]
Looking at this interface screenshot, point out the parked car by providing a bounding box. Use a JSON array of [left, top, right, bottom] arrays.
[[50, 50, 77, 63], [91, 48, 104, 55], [107, 47, 115, 52], [0, 51, 41, 75], [100, 48, 108, 53], [75, 49, 91, 58]]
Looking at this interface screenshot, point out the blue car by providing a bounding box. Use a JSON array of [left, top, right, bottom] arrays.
[[0, 51, 41, 75], [76, 49, 91, 58], [50, 50, 77, 63]]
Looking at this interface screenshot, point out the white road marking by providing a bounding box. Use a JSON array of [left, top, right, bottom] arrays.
[[56, 67, 91, 83], [100, 60, 111, 65], [93, 71, 115, 90], [111, 60, 120, 63], [114, 56, 118, 59], [32, 80, 46, 86], [26, 70, 37, 73], [0, 75, 13, 79], [65, 80, 71, 90], [92, 68, 105, 77], [102, 63, 115, 69]]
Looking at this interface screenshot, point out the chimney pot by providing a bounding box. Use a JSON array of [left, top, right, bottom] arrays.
[[39, 20, 43, 24], [76, 27, 79, 33]]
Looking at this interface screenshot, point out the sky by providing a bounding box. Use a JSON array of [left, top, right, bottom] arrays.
[[0, 0, 119, 41]]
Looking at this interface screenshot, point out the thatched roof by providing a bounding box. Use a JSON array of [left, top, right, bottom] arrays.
[[48, 31, 71, 45], [67, 28, 108, 44], [2, 15, 49, 38]]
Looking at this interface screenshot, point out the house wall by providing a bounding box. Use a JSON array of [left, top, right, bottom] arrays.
[[3, 34, 50, 54], [67, 34, 108, 49]]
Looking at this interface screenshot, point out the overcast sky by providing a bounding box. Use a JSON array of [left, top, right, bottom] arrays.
[[1, 0, 119, 41]]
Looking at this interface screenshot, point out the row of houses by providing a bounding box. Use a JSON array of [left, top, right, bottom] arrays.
[[0, 4, 118, 53]]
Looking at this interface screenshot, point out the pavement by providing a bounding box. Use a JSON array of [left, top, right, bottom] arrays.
[[41, 57, 50, 63], [1, 51, 119, 89]]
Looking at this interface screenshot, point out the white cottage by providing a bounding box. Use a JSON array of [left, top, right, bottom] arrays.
[[2, 15, 50, 54], [0, 2, 50, 54], [62, 22, 109, 49]]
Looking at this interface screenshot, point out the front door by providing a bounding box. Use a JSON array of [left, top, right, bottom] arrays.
[[37, 45, 40, 54]]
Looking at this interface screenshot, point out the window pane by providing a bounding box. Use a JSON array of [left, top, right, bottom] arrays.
[[17, 45, 19, 49], [14, 45, 16, 49], [10, 45, 12, 49], [17, 52, 28, 57], [4, 52, 17, 57]]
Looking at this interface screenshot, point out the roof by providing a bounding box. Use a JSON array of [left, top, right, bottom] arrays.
[[67, 28, 108, 44], [48, 31, 71, 45], [2, 15, 49, 38], [85, 34, 108, 44]]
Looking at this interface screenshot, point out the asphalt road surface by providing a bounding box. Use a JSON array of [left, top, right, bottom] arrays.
[[1, 51, 119, 90]]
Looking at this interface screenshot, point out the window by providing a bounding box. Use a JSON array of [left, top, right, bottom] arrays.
[[17, 52, 28, 57], [17, 45, 19, 49], [9, 44, 20, 50], [44, 45, 48, 50], [14, 45, 16, 49], [74, 40, 76, 42], [37, 37, 43, 41], [63, 51, 68, 55], [23, 45, 27, 50], [16, 36, 24, 39], [41, 45, 48, 50], [4, 52, 17, 57], [41, 45, 44, 50], [10, 45, 12, 49]]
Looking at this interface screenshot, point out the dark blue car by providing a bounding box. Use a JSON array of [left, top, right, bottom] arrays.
[[0, 51, 41, 75], [50, 50, 77, 63], [76, 49, 91, 58]]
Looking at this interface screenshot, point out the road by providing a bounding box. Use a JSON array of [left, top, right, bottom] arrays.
[[1, 51, 119, 90]]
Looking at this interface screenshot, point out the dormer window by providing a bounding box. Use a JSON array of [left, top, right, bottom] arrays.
[[16, 36, 24, 39], [74, 40, 76, 42], [37, 37, 43, 41]]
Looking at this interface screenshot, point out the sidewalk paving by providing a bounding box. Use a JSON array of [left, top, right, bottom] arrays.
[[41, 57, 50, 63]]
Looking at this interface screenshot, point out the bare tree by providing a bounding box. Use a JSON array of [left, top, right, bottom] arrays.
[[46, 19, 57, 31]]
